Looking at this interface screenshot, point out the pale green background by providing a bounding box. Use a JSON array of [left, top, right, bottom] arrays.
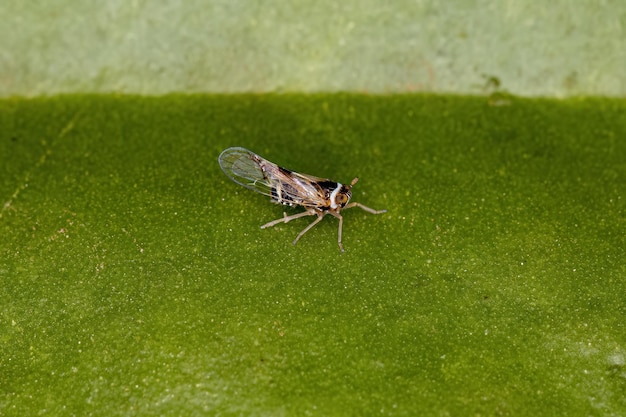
[[1, 0, 624, 97]]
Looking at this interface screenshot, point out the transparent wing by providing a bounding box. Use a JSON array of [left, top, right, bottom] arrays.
[[218, 147, 273, 196]]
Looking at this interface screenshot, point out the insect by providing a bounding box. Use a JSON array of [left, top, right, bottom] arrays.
[[218, 147, 386, 252]]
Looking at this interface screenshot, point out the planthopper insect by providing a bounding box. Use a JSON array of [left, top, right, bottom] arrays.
[[218, 147, 386, 252]]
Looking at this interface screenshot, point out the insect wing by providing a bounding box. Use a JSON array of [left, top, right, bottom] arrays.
[[219, 147, 331, 208], [218, 147, 273, 196]]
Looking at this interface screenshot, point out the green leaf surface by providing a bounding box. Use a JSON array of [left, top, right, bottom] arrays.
[[1, 94, 625, 416]]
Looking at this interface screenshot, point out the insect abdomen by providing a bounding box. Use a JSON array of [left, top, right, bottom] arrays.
[[271, 184, 297, 206]]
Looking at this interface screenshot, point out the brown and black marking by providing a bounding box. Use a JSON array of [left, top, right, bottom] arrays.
[[268, 166, 299, 206]]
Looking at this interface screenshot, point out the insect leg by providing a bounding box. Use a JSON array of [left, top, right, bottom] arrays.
[[343, 202, 387, 215], [292, 212, 325, 246], [260, 209, 316, 229], [329, 211, 345, 252]]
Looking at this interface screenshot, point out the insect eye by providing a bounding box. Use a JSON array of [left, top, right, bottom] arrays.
[[337, 194, 349, 205]]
